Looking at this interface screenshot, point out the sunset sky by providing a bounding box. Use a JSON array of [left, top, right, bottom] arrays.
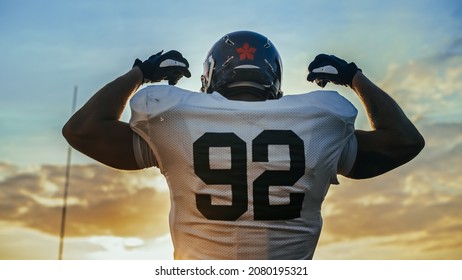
[[1, 0, 461, 260]]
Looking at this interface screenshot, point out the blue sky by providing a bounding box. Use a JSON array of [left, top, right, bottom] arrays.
[[1, 0, 461, 165], [1, 0, 462, 259]]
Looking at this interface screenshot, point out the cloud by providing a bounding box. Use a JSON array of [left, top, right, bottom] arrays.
[[378, 38, 462, 124], [0, 222, 174, 260], [317, 122, 462, 259], [2, 127, 461, 259], [317, 41, 462, 258], [0, 164, 170, 238], [2, 123, 461, 259], [317, 39, 462, 258]]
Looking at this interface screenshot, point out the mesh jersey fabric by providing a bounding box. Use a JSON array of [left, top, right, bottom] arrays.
[[129, 85, 358, 259]]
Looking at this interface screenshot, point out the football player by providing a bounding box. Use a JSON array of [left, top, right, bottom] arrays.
[[62, 31, 424, 259]]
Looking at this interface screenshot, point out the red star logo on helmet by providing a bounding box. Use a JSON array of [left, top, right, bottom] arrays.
[[236, 43, 256, 60]]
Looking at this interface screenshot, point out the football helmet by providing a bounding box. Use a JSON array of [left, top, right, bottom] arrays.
[[201, 31, 283, 99]]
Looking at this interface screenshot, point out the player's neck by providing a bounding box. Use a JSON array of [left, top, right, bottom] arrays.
[[218, 87, 268, 102], [224, 93, 265, 101]]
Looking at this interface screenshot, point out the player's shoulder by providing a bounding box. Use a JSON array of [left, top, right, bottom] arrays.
[[284, 90, 357, 118], [130, 85, 198, 113], [131, 85, 195, 102], [285, 89, 349, 104]]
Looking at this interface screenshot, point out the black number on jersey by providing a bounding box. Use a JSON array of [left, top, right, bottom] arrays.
[[193, 133, 248, 221], [193, 130, 305, 221]]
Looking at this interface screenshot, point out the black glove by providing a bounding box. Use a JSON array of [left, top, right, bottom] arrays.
[[133, 50, 191, 85], [307, 54, 360, 88]]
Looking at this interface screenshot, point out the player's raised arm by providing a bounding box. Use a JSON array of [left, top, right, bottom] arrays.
[[62, 50, 191, 170], [307, 54, 425, 179]]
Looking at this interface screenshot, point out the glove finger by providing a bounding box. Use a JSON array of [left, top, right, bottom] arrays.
[[161, 50, 190, 68], [307, 72, 328, 82], [158, 54, 191, 78], [158, 49, 191, 77], [308, 54, 329, 71], [307, 73, 330, 88], [315, 78, 328, 88], [165, 68, 192, 85], [168, 77, 179, 85], [308, 59, 320, 72], [164, 66, 191, 78], [311, 65, 339, 75], [159, 59, 189, 70], [180, 67, 191, 78], [167, 72, 183, 85], [148, 50, 164, 61], [306, 72, 318, 82]]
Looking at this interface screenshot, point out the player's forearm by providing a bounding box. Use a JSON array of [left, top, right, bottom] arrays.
[[352, 72, 400, 128], [83, 67, 143, 120], [63, 67, 143, 140], [351, 71, 425, 148]]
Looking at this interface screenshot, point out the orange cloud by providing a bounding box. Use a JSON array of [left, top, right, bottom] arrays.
[[317, 123, 462, 259], [2, 121, 461, 260], [0, 164, 170, 239]]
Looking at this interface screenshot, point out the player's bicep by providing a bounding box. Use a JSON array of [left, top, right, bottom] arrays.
[[65, 121, 142, 170], [346, 130, 400, 179]]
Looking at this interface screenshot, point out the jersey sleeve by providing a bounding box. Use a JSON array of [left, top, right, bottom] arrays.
[[132, 132, 158, 168], [309, 90, 357, 184], [129, 85, 191, 171], [337, 132, 357, 176]]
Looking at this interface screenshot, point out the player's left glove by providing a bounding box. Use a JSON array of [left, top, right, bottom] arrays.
[[133, 50, 191, 85], [307, 54, 360, 88]]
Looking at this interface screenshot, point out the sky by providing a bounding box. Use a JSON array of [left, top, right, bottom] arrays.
[[0, 0, 461, 260]]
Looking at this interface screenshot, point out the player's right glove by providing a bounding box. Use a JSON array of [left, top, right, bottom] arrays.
[[307, 54, 360, 88], [133, 50, 191, 85]]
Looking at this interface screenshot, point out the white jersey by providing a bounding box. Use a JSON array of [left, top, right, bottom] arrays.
[[129, 85, 357, 259]]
